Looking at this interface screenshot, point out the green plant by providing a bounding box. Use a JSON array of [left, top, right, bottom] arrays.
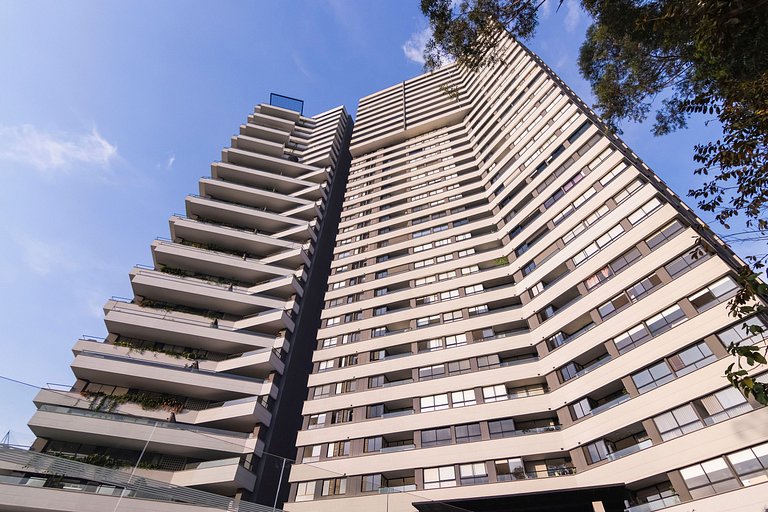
[[494, 256, 509, 266]]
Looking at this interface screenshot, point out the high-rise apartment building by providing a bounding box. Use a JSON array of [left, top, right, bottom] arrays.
[[0, 100, 352, 511], [3, 33, 767, 512], [284, 36, 768, 512]]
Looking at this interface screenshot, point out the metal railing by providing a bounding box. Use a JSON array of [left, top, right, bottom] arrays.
[[0, 446, 274, 512], [624, 496, 681, 512]]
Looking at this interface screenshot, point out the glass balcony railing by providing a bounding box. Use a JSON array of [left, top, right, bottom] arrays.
[[590, 393, 630, 416], [624, 496, 681, 512], [604, 439, 653, 462]]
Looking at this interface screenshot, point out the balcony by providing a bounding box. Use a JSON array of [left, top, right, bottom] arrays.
[[103, 299, 278, 353], [169, 214, 303, 259], [199, 177, 319, 217], [625, 496, 681, 512], [28, 405, 261, 459], [70, 350, 271, 400], [129, 267, 292, 317], [185, 195, 310, 240], [211, 161, 324, 200], [151, 239, 295, 285]]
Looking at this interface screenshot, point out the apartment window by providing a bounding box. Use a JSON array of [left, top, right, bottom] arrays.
[[665, 249, 710, 277], [726, 443, 768, 486], [369, 375, 384, 388], [417, 315, 441, 328], [680, 457, 739, 499], [477, 354, 501, 370], [416, 294, 439, 306], [699, 387, 752, 424], [598, 294, 631, 319], [440, 289, 460, 301], [318, 360, 334, 372], [627, 272, 663, 301], [373, 306, 388, 316], [423, 466, 457, 489], [313, 385, 331, 399], [716, 317, 768, 349], [372, 327, 387, 337], [445, 333, 468, 348], [451, 389, 477, 407], [361, 474, 382, 493], [461, 265, 480, 275], [459, 463, 489, 485], [599, 161, 629, 186], [458, 249, 475, 257], [421, 427, 452, 448], [326, 441, 350, 458], [632, 361, 675, 394], [295, 481, 316, 502], [321, 478, 347, 496], [308, 413, 326, 429], [627, 197, 662, 225], [495, 458, 525, 481], [302, 445, 321, 463], [415, 275, 437, 286], [614, 324, 652, 353], [375, 270, 388, 279], [418, 338, 443, 352], [321, 337, 337, 348], [645, 220, 684, 250], [443, 310, 463, 322], [465, 284, 484, 295], [688, 276, 739, 312], [668, 342, 714, 376], [419, 364, 445, 381], [335, 380, 356, 394], [365, 437, 382, 452], [655, 402, 704, 441], [421, 393, 449, 412], [647, 304, 686, 336], [482, 384, 508, 403], [571, 398, 592, 419], [367, 404, 384, 419], [489, 418, 516, 439], [585, 247, 642, 290], [468, 305, 489, 316], [455, 423, 482, 443], [375, 287, 388, 297], [338, 354, 358, 367], [448, 359, 471, 375], [331, 409, 353, 424]]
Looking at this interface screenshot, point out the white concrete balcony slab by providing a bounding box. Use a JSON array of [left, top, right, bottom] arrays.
[[139, 456, 258, 496], [230, 133, 285, 158], [129, 267, 292, 316], [211, 161, 318, 196], [70, 351, 273, 400], [150, 239, 294, 284], [247, 272, 305, 300], [170, 215, 301, 257], [247, 111, 294, 132], [103, 299, 278, 352], [71, 338, 284, 379], [232, 308, 295, 335], [28, 405, 261, 459], [272, 219, 317, 243], [185, 195, 307, 234], [240, 120, 291, 143], [199, 177, 312, 213], [222, 148, 326, 183], [33, 388, 272, 432]]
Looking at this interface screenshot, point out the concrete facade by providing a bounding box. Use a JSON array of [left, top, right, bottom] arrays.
[[284, 36, 768, 512]]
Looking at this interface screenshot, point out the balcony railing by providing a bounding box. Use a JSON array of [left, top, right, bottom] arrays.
[[604, 439, 653, 462], [625, 496, 681, 512], [382, 409, 415, 418], [379, 443, 416, 453], [590, 393, 630, 416]]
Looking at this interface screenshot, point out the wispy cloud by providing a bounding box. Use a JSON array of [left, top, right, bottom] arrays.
[[292, 53, 315, 81], [403, 27, 432, 65], [540, 0, 554, 19], [11, 234, 78, 276], [564, 0, 584, 33], [0, 124, 117, 175], [167, 154, 176, 169]]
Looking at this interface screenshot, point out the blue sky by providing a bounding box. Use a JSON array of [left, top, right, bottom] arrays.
[[0, 0, 746, 445]]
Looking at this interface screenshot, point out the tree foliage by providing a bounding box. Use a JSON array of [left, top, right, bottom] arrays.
[[421, 0, 768, 402]]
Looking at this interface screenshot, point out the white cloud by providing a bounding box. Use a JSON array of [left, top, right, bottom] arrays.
[[564, 0, 584, 33], [403, 27, 432, 66], [11, 234, 78, 276], [540, 0, 554, 19], [0, 124, 117, 175], [167, 154, 176, 169]]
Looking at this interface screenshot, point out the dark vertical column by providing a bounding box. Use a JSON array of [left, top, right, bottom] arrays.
[[251, 115, 354, 508]]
